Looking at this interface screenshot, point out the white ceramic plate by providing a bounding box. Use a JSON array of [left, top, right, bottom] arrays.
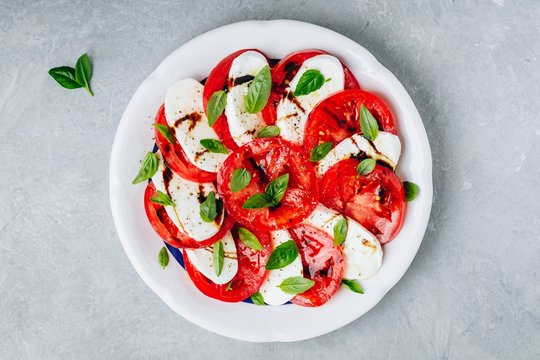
[[110, 20, 432, 342]]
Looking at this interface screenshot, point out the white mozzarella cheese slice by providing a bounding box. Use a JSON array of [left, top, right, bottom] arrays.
[[152, 154, 224, 241], [276, 55, 345, 144], [258, 230, 303, 306], [303, 204, 383, 280], [224, 51, 269, 146], [164, 78, 228, 173], [315, 132, 401, 177], [185, 232, 238, 284]]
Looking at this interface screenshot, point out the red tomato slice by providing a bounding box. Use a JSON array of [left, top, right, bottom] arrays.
[[154, 105, 216, 182], [183, 225, 271, 302], [216, 138, 318, 231], [144, 181, 234, 248], [203, 49, 265, 151], [261, 50, 360, 125], [319, 159, 405, 244], [289, 224, 344, 307], [303, 89, 397, 156]]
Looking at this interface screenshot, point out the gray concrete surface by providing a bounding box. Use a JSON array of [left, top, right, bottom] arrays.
[[1, 0, 539, 359]]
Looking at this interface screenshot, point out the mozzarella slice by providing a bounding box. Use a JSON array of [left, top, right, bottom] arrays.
[[164, 78, 228, 173], [224, 51, 269, 146], [276, 55, 345, 144], [258, 230, 303, 306], [152, 153, 224, 241], [304, 204, 383, 280], [185, 232, 238, 284], [315, 132, 401, 177]]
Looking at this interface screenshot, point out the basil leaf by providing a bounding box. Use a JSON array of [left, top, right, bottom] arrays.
[[153, 124, 174, 144], [74, 53, 94, 96], [238, 227, 263, 251], [294, 69, 326, 96], [277, 276, 315, 295], [150, 190, 175, 206], [265, 240, 298, 270], [360, 104, 379, 141], [341, 279, 364, 294], [257, 125, 280, 138], [309, 142, 333, 162], [158, 247, 169, 269], [225, 281, 233, 291], [200, 139, 228, 154], [200, 191, 217, 222], [333, 217, 348, 246], [357, 158, 376, 175], [206, 90, 227, 126], [48, 66, 83, 89], [265, 173, 289, 204], [242, 193, 273, 209], [230, 168, 251, 192], [250, 291, 265, 305], [245, 65, 271, 114], [212, 241, 224, 276], [403, 181, 420, 202], [132, 152, 159, 184]]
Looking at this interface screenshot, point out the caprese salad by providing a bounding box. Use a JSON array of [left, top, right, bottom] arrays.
[[132, 49, 419, 307]]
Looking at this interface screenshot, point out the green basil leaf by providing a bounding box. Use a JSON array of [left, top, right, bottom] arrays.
[[293, 69, 326, 96], [277, 276, 315, 295], [74, 53, 94, 96], [265, 173, 289, 204], [309, 142, 333, 162], [48, 66, 83, 89], [242, 193, 273, 209], [257, 125, 280, 138], [158, 247, 169, 269], [245, 65, 271, 114], [230, 168, 251, 192], [357, 158, 376, 175], [341, 279, 364, 294], [265, 240, 299, 270], [403, 181, 420, 202], [238, 227, 263, 251], [200, 138, 228, 154], [333, 217, 348, 246], [132, 152, 159, 184], [206, 90, 227, 126], [212, 241, 224, 276], [150, 190, 175, 206], [250, 291, 265, 305], [360, 104, 379, 141], [200, 191, 217, 222], [153, 123, 174, 144]]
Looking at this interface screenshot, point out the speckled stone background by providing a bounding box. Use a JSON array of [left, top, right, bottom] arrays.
[[1, 0, 539, 358]]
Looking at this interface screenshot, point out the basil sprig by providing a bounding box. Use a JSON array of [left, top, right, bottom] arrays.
[[341, 279, 364, 294], [293, 69, 328, 96], [277, 277, 315, 294], [333, 217, 348, 246], [158, 247, 169, 269], [48, 66, 82, 89], [250, 291, 265, 305], [200, 191, 218, 222], [265, 240, 299, 270], [132, 152, 159, 184], [200, 139, 228, 154], [150, 190, 175, 206], [153, 124, 174, 144], [230, 168, 251, 192], [238, 227, 263, 251], [309, 142, 333, 162], [245, 65, 271, 114], [49, 53, 94, 96], [242, 173, 289, 209], [357, 158, 376, 175], [360, 104, 379, 141], [206, 90, 227, 126], [212, 241, 224, 276], [257, 125, 280, 138], [403, 181, 419, 202]]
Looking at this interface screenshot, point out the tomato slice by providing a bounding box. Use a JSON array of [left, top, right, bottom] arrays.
[[183, 225, 271, 302], [144, 181, 234, 248], [261, 50, 360, 125], [216, 138, 318, 231], [288, 224, 344, 307], [319, 159, 405, 244], [154, 105, 216, 182], [303, 89, 397, 156]]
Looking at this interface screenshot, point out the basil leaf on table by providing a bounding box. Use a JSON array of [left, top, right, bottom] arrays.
[[74, 53, 94, 96], [293, 69, 326, 96], [245, 65, 271, 114], [238, 227, 263, 251], [230, 168, 251, 192], [357, 158, 376, 175], [48, 66, 83, 89], [150, 190, 175, 206], [206, 90, 227, 126], [277, 277, 315, 295], [359, 104, 379, 141], [309, 142, 333, 162], [265, 240, 299, 270], [132, 152, 159, 184], [200, 191, 217, 222]]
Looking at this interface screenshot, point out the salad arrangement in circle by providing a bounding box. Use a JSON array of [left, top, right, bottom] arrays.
[[132, 49, 419, 307]]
